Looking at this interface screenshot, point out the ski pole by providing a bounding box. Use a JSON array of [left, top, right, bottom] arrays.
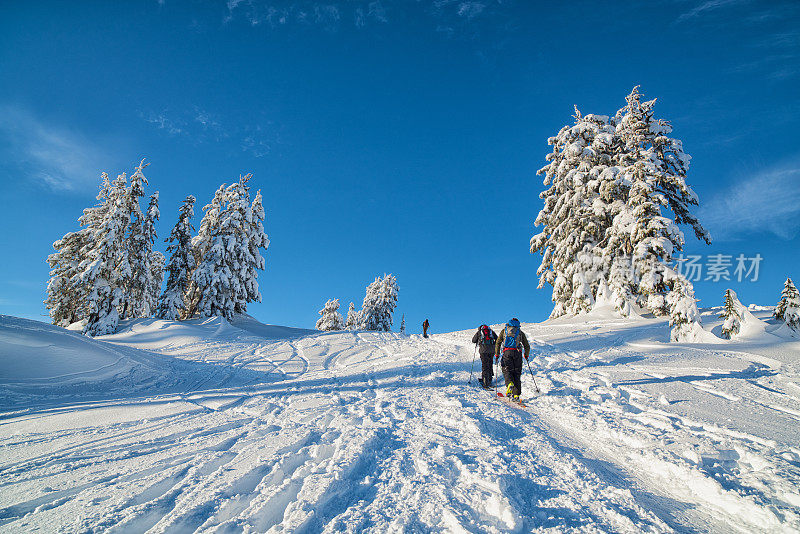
[[468, 343, 477, 384], [494, 355, 500, 397], [526, 357, 540, 393]]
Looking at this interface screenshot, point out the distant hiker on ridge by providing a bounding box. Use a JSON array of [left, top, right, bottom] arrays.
[[472, 324, 497, 389], [422, 319, 430, 338], [495, 318, 530, 402]]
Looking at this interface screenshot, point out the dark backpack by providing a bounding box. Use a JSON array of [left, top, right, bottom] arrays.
[[478, 325, 496, 348]]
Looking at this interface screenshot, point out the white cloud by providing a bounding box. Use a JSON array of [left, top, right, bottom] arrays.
[[676, 0, 750, 23], [0, 105, 112, 192], [699, 162, 800, 241], [141, 107, 275, 158]]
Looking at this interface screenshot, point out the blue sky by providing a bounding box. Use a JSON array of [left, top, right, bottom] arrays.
[[1, 0, 798, 333]]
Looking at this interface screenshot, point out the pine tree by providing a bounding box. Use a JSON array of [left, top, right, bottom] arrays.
[[667, 275, 703, 342], [359, 274, 399, 331], [119, 160, 150, 319], [158, 196, 196, 320], [531, 108, 616, 317], [127, 191, 161, 318], [720, 289, 743, 339], [609, 87, 709, 316], [532, 87, 710, 320], [189, 184, 234, 319], [316, 299, 345, 331], [345, 301, 359, 329], [777, 278, 800, 331], [187, 175, 269, 321], [45, 229, 92, 326], [400, 314, 405, 334], [147, 251, 165, 316], [774, 277, 797, 321], [81, 172, 131, 336]]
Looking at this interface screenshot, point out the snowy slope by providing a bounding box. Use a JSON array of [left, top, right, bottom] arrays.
[[1, 311, 799, 533]]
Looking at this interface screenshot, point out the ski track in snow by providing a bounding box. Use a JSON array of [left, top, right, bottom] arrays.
[[1, 312, 799, 533]]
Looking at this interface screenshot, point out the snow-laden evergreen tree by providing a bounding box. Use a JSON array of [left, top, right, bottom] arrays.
[[666, 275, 704, 342], [188, 175, 269, 321], [774, 277, 797, 321], [158, 195, 196, 320], [148, 251, 166, 315], [531, 108, 616, 317], [118, 160, 150, 319], [45, 229, 92, 326], [345, 301, 359, 330], [359, 274, 399, 331], [532, 86, 710, 320], [188, 184, 234, 319], [720, 289, 743, 339], [400, 314, 405, 334], [80, 172, 131, 336], [316, 298, 345, 331], [777, 278, 800, 331], [127, 191, 161, 318], [607, 87, 710, 316]]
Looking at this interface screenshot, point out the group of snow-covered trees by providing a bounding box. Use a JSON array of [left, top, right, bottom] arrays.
[[45, 160, 164, 336], [45, 162, 269, 335], [316, 274, 399, 332], [714, 278, 799, 340], [531, 87, 711, 341]]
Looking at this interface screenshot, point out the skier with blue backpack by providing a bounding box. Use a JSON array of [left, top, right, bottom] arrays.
[[494, 318, 531, 402]]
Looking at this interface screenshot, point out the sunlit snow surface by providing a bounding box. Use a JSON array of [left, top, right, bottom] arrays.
[[1, 310, 798, 532]]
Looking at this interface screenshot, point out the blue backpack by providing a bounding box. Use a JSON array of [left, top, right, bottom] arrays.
[[503, 319, 521, 351]]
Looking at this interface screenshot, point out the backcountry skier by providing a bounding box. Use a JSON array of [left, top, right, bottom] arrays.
[[422, 319, 430, 338], [494, 318, 530, 401], [472, 324, 497, 389]]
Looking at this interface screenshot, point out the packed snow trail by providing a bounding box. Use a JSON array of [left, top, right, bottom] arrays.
[[1, 311, 799, 532]]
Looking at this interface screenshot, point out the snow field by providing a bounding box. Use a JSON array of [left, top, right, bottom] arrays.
[[1, 310, 799, 532]]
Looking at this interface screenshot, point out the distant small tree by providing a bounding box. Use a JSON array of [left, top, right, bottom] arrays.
[[774, 278, 797, 322], [316, 299, 345, 331], [400, 314, 405, 334], [345, 302, 359, 330], [719, 289, 743, 339], [360, 274, 399, 332], [777, 278, 800, 331], [667, 276, 703, 342]]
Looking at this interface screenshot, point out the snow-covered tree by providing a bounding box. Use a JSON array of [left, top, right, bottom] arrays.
[[118, 160, 149, 319], [316, 298, 345, 331], [532, 87, 710, 320], [126, 190, 161, 318], [720, 289, 743, 339], [187, 175, 269, 321], [400, 314, 405, 334], [158, 196, 196, 320], [188, 184, 233, 319], [147, 251, 166, 316], [359, 274, 399, 331], [531, 108, 616, 317], [607, 87, 709, 316], [774, 278, 798, 322], [80, 172, 131, 336], [345, 301, 359, 329], [667, 275, 703, 342], [45, 229, 92, 326], [776, 278, 800, 331]]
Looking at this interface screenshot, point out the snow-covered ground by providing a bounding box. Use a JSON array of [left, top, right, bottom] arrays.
[[1, 309, 799, 533]]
